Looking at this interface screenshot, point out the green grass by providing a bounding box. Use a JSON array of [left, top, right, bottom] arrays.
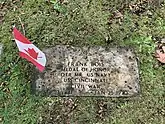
[[0, 0, 165, 123]]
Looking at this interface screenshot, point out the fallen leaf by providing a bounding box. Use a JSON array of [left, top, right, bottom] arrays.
[[161, 38, 165, 44], [162, 46, 165, 53], [155, 49, 165, 63], [114, 10, 123, 19]]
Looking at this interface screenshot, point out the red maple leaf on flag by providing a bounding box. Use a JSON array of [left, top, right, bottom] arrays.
[[25, 48, 38, 60]]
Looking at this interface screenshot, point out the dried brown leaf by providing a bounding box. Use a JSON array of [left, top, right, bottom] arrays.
[[155, 50, 165, 63]]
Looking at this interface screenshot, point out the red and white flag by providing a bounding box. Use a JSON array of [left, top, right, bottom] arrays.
[[13, 27, 46, 72]]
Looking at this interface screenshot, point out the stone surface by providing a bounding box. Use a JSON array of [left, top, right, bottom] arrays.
[[32, 45, 140, 97], [0, 44, 3, 58]]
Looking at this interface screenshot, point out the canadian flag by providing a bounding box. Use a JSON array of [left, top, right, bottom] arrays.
[[13, 27, 46, 72]]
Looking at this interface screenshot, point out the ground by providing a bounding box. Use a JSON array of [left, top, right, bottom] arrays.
[[0, 0, 165, 124]]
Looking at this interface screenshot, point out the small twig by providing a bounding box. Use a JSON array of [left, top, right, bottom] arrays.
[[20, 97, 28, 106], [15, 56, 21, 65], [17, 16, 25, 35]]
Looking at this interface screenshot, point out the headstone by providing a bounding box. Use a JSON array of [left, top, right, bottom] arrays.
[[32, 45, 140, 97]]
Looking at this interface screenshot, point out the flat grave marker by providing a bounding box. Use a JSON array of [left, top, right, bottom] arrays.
[[32, 45, 140, 97]]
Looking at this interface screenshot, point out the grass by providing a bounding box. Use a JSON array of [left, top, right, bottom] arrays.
[[0, 0, 165, 123]]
